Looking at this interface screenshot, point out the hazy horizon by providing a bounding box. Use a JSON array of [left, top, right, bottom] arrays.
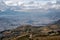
[[0, 0, 60, 31]]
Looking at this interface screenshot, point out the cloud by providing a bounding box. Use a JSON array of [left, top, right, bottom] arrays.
[[0, 1, 8, 11], [4, 1, 17, 6], [0, 0, 60, 29], [0, 0, 60, 12]]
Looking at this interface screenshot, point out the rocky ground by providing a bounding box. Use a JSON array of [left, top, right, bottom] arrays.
[[0, 20, 60, 40]]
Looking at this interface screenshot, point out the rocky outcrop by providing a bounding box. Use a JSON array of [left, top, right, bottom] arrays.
[[0, 23, 60, 40]]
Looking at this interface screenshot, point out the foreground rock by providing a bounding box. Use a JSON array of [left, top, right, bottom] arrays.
[[0, 24, 60, 40]]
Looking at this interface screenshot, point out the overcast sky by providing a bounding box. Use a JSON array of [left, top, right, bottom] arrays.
[[0, 0, 60, 12], [0, 0, 60, 26]]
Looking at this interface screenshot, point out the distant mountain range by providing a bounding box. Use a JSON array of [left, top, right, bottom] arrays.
[[54, 20, 60, 25], [0, 9, 60, 31]]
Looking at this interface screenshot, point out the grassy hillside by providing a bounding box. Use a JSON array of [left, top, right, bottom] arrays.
[[0, 20, 60, 40]]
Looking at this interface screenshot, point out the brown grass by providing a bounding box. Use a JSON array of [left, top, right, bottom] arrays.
[[33, 35, 60, 40]]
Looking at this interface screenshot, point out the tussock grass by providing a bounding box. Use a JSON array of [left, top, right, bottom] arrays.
[[33, 35, 60, 40]]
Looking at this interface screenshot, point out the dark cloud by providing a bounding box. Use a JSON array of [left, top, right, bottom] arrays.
[[56, 0, 60, 4]]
